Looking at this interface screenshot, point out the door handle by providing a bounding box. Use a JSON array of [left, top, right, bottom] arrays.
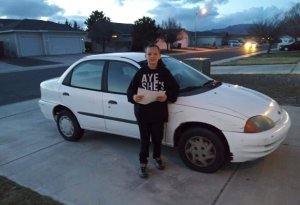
[[108, 100, 117, 104], [62, 92, 69, 96]]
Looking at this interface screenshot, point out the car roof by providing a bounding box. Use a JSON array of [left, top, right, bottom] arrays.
[[82, 52, 168, 63]]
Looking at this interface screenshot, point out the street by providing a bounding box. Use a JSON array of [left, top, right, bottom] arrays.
[[0, 66, 67, 105]]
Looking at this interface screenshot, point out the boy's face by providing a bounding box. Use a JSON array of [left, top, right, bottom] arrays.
[[145, 47, 160, 68]]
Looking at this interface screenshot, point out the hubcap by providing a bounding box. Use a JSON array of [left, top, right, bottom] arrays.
[[185, 136, 216, 167], [59, 116, 74, 137]]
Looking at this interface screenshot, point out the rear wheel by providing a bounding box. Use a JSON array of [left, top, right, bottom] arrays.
[[57, 110, 83, 141], [178, 127, 226, 173]]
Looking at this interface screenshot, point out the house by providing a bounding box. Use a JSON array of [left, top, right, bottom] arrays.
[[0, 19, 86, 57], [187, 31, 226, 48], [90, 22, 133, 53], [187, 31, 250, 48], [156, 30, 189, 50]]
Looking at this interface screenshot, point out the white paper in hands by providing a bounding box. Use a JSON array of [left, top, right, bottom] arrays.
[[137, 88, 166, 105]]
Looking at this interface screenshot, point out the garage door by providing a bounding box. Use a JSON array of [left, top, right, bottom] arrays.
[[47, 36, 83, 55], [18, 34, 43, 57]]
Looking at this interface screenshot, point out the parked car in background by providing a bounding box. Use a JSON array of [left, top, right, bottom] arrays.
[[39, 52, 291, 173], [279, 41, 300, 51], [228, 40, 243, 47], [277, 38, 295, 50]]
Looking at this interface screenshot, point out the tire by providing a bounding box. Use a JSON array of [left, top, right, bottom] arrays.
[[178, 127, 226, 173], [56, 110, 83, 141]]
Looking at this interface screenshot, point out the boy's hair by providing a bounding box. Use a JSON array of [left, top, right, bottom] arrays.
[[144, 44, 161, 54]]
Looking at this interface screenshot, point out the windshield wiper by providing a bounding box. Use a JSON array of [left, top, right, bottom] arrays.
[[203, 80, 221, 87], [180, 85, 203, 92]]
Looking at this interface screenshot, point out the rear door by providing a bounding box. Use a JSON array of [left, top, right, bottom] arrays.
[[59, 60, 106, 131]]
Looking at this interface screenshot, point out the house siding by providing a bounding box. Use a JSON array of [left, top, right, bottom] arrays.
[[0, 19, 86, 57], [0, 33, 17, 56]]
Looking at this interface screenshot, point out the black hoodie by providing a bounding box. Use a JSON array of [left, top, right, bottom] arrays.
[[127, 61, 179, 123]]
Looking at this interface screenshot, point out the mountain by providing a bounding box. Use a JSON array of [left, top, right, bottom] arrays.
[[207, 24, 252, 35]]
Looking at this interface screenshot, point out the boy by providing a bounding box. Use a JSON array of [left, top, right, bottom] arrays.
[[127, 44, 179, 178]]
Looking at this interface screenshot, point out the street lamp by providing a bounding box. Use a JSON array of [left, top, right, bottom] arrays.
[[194, 7, 207, 49]]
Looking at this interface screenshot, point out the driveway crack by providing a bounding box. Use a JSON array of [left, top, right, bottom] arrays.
[[0, 108, 39, 119], [212, 163, 240, 205], [0, 139, 65, 167]]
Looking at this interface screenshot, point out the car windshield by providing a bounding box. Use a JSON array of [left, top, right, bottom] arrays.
[[160, 57, 215, 92]]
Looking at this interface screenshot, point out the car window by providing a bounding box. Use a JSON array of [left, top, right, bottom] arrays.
[[107, 61, 137, 94], [70, 60, 104, 90], [161, 57, 211, 90]]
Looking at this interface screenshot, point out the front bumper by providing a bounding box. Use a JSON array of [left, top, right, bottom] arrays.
[[224, 109, 291, 162]]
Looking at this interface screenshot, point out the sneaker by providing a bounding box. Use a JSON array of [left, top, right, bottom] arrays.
[[154, 158, 165, 170], [139, 164, 148, 178]]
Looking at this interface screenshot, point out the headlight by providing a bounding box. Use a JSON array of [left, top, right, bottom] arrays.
[[244, 42, 251, 49], [244, 115, 275, 133]]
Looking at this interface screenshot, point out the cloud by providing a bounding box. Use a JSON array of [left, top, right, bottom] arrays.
[[0, 0, 64, 19], [149, 0, 225, 31], [204, 6, 285, 30], [115, 0, 126, 6], [149, 0, 288, 31], [0, 0, 295, 32]]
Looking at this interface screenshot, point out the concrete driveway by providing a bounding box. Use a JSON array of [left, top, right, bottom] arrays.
[[0, 99, 300, 205]]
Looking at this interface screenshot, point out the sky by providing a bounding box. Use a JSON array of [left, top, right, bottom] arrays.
[[0, 0, 298, 31]]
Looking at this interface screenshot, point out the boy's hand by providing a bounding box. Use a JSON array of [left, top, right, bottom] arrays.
[[157, 94, 167, 102], [133, 94, 144, 103]]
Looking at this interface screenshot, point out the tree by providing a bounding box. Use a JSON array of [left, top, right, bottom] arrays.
[[131, 16, 160, 51], [64, 19, 72, 27], [249, 15, 284, 53], [89, 20, 115, 52], [72, 21, 82, 30], [282, 3, 300, 40], [160, 18, 183, 50], [84, 10, 111, 32], [84, 10, 113, 53]]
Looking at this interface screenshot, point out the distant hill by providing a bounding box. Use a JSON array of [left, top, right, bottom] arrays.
[[207, 24, 252, 35]]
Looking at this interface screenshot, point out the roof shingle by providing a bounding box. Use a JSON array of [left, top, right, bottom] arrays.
[[0, 18, 83, 32]]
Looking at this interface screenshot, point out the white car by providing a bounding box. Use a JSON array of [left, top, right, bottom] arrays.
[[39, 52, 291, 173], [228, 40, 243, 47], [244, 41, 258, 49], [277, 38, 295, 50]]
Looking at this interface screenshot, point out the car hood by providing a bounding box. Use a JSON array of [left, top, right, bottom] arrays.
[[176, 83, 282, 121]]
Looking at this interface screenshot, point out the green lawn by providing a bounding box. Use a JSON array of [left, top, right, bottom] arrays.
[[0, 176, 63, 205], [219, 50, 300, 65]]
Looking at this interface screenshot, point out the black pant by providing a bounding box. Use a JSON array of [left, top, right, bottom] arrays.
[[138, 121, 164, 164]]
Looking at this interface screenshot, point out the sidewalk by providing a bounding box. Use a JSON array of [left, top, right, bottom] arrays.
[[211, 63, 300, 74], [0, 53, 88, 73]]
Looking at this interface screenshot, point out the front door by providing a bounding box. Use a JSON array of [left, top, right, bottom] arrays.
[[103, 60, 139, 138]]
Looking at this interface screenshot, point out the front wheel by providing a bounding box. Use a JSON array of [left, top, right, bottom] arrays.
[[56, 110, 83, 141], [178, 127, 226, 173]]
